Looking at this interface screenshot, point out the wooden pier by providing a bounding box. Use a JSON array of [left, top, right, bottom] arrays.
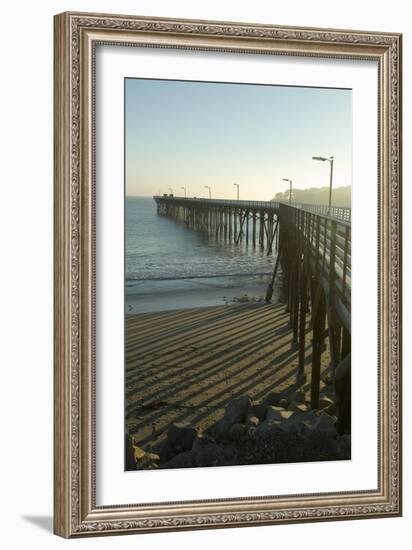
[[153, 195, 351, 420]]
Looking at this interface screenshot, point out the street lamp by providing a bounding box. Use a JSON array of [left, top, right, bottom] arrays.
[[282, 178, 293, 205], [180, 186, 186, 198], [312, 156, 334, 213], [233, 183, 239, 200], [204, 185, 211, 199]]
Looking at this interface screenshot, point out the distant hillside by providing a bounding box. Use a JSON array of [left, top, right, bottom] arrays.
[[273, 186, 351, 207]]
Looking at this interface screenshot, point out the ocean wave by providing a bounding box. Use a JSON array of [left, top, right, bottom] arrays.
[[125, 271, 272, 282]]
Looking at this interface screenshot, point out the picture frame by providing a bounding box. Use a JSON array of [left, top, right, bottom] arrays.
[[53, 11, 402, 538]]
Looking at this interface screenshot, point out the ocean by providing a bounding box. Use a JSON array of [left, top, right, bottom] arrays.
[[125, 197, 281, 313]]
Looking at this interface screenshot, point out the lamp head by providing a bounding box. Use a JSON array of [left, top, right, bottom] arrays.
[[312, 156, 327, 161]]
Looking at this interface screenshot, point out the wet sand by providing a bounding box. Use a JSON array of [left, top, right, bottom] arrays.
[[125, 303, 330, 450]]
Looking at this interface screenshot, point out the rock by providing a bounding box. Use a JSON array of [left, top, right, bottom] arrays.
[[167, 422, 198, 453], [335, 434, 351, 458], [161, 450, 194, 469], [256, 419, 282, 437], [262, 391, 284, 407], [276, 410, 318, 435], [322, 403, 337, 416], [288, 402, 309, 413], [191, 433, 205, 452], [266, 406, 295, 422], [247, 426, 258, 438], [229, 423, 248, 438], [134, 446, 160, 469], [249, 403, 266, 421], [133, 445, 146, 462], [217, 395, 252, 433], [318, 395, 335, 408], [151, 438, 175, 463], [290, 388, 306, 404], [311, 412, 337, 435], [245, 415, 260, 428], [144, 453, 160, 466], [191, 437, 222, 466], [322, 373, 334, 385]]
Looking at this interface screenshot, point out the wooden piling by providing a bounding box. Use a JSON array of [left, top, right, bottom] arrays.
[[298, 262, 308, 376], [310, 285, 326, 409], [259, 212, 264, 248]]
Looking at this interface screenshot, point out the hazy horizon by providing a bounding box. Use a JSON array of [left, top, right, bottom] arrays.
[[125, 184, 351, 199], [126, 78, 352, 201]]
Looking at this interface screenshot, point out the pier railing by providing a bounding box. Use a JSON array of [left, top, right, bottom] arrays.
[[153, 195, 351, 222]]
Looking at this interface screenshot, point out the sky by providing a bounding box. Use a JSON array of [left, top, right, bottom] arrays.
[[125, 78, 352, 200]]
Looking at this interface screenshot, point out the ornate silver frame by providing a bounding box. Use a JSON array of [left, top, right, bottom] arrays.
[[53, 11, 402, 538]]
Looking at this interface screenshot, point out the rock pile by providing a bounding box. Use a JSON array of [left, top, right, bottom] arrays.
[[126, 378, 350, 471]]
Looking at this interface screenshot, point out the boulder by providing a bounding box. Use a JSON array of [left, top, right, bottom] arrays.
[[256, 419, 282, 438], [167, 422, 198, 453], [322, 373, 334, 385], [311, 412, 337, 435], [276, 410, 318, 435], [161, 450, 194, 469], [133, 445, 160, 469], [262, 391, 285, 408], [290, 388, 306, 404], [151, 437, 175, 463], [322, 402, 337, 416], [217, 395, 252, 433], [335, 434, 351, 458], [288, 402, 309, 413], [247, 426, 258, 438], [191, 437, 221, 466], [249, 403, 267, 421], [229, 423, 248, 438], [266, 406, 295, 422], [318, 395, 335, 408], [133, 445, 146, 462], [245, 415, 260, 428]]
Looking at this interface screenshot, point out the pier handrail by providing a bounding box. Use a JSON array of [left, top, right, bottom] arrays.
[[153, 195, 351, 222]]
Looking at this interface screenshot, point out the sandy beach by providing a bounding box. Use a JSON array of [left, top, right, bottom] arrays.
[[125, 275, 279, 314], [126, 302, 330, 452]]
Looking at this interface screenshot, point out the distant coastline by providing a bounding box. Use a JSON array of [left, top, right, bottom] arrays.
[[273, 185, 351, 207]]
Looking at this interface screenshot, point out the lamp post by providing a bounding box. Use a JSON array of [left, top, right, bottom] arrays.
[[282, 178, 293, 205], [204, 185, 211, 199], [180, 186, 186, 198], [233, 183, 239, 200], [312, 156, 334, 213]]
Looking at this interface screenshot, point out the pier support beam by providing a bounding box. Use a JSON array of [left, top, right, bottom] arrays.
[[310, 284, 326, 409]]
